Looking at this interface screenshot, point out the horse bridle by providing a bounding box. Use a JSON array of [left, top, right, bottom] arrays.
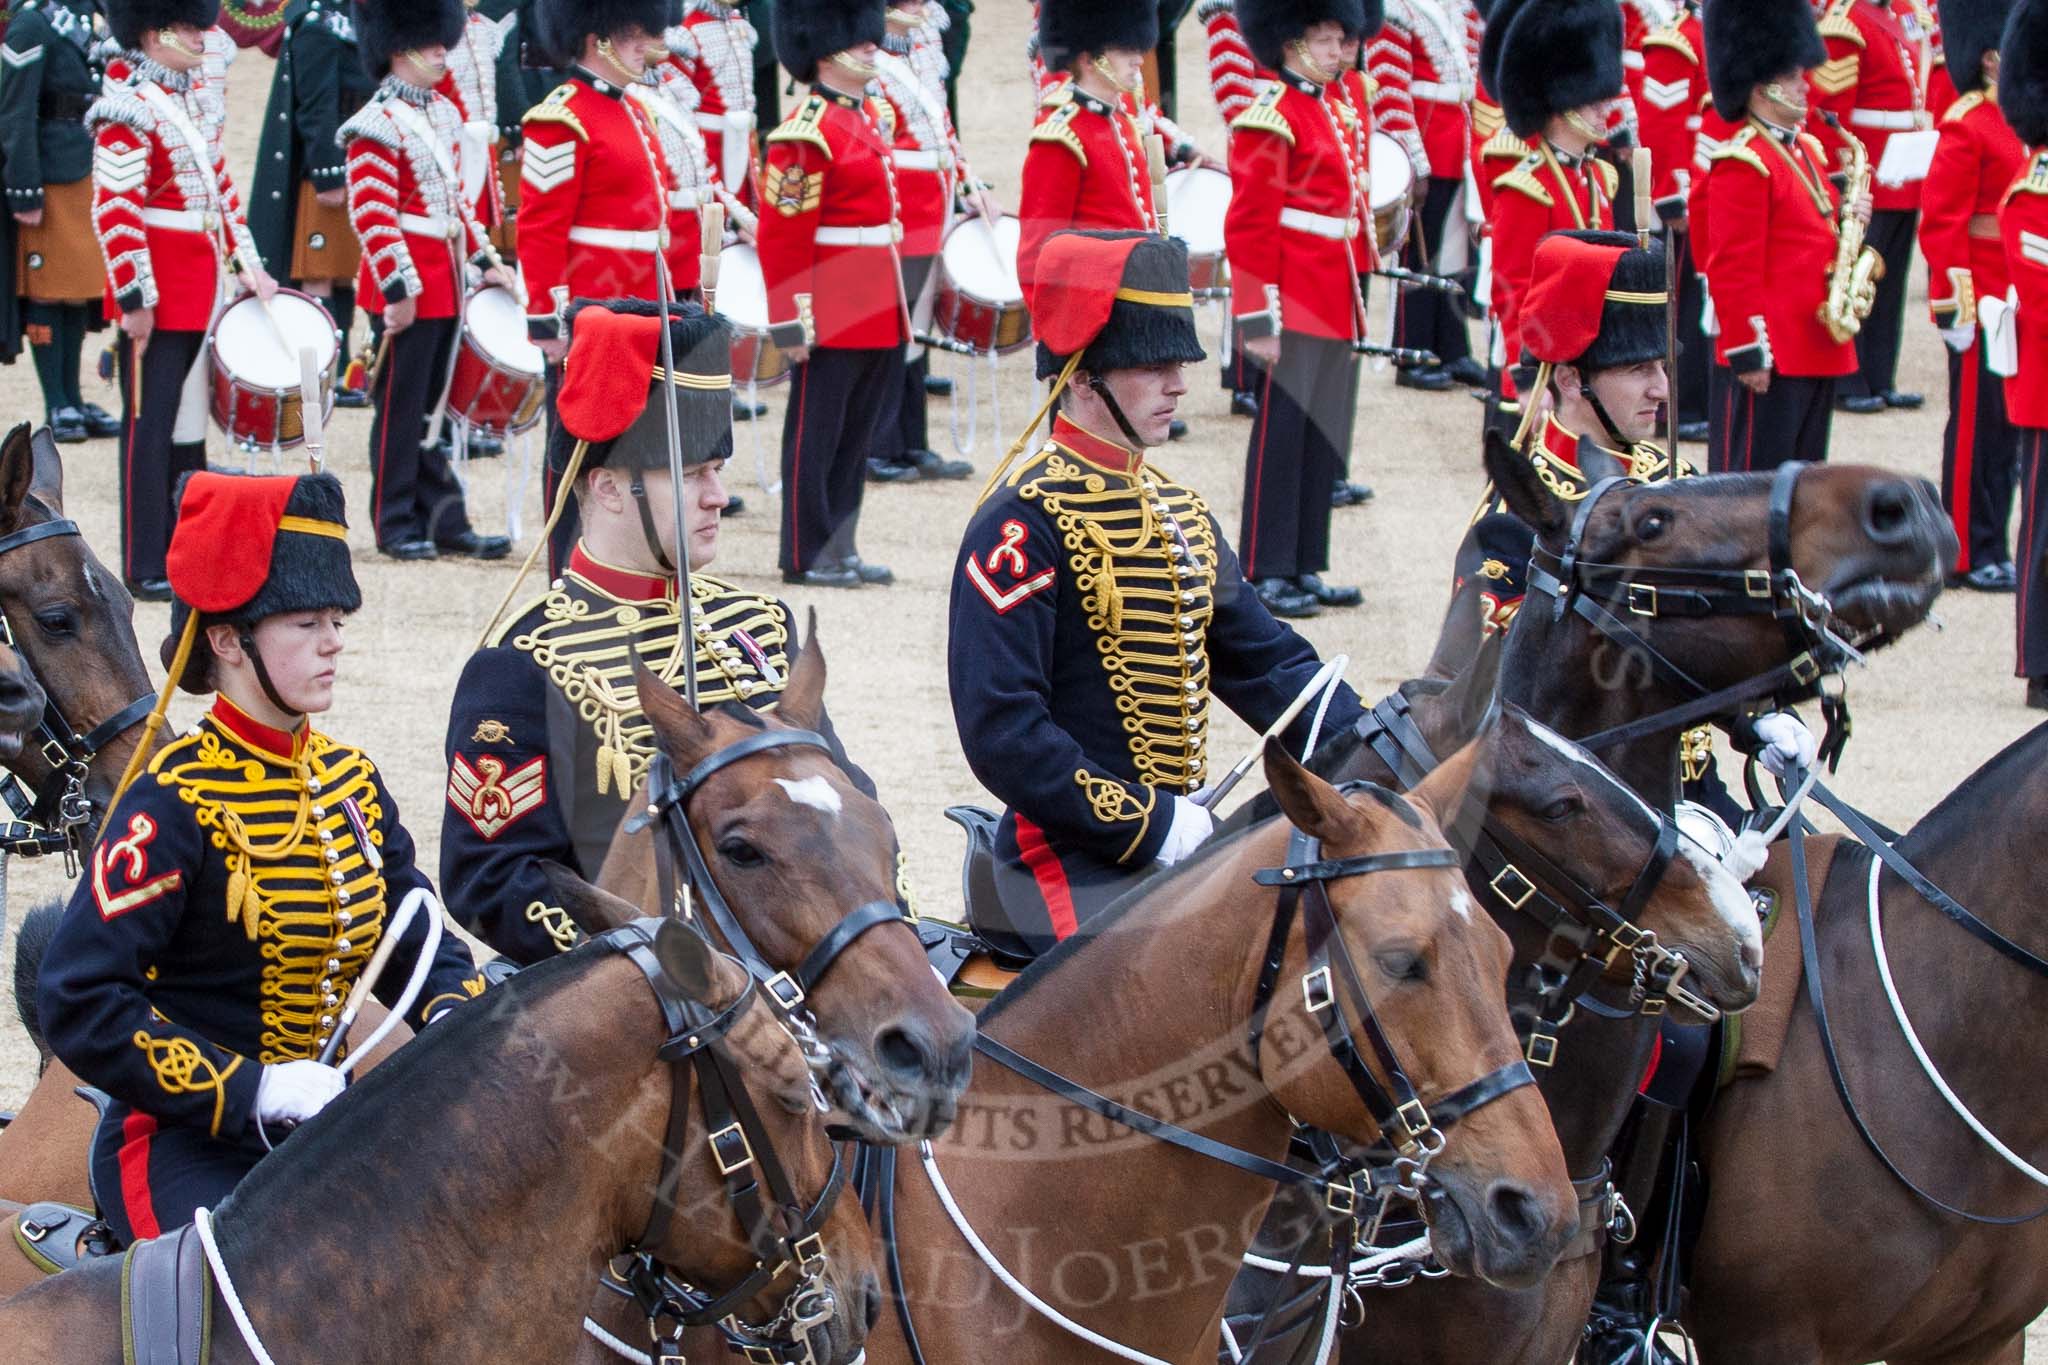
[[600, 918, 852, 1365], [0, 518, 153, 866], [1353, 692, 1712, 1073], [1527, 462, 1863, 771]]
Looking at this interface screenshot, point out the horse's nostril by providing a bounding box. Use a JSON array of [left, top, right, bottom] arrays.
[[874, 1024, 929, 1079], [864, 1273, 882, 1332], [1486, 1181, 1549, 1243], [1864, 483, 1915, 544]]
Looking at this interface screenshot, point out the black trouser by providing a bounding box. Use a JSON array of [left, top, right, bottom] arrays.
[[24, 299, 91, 417], [91, 1101, 267, 1247], [2016, 429, 2048, 678], [1707, 366, 1836, 472], [1941, 338, 2019, 574], [368, 315, 472, 548], [1240, 331, 1353, 580], [780, 344, 901, 572], [1394, 175, 1473, 371], [116, 329, 208, 584], [875, 255, 934, 462], [1839, 208, 1917, 402], [1220, 317, 1267, 394], [1675, 237, 1709, 427]]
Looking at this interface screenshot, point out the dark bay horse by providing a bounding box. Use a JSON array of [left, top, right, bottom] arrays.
[[0, 904, 880, 1364], [1685, 722, 2048, 1365]]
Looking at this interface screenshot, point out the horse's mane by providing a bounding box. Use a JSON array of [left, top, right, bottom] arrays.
[[1902, 718, 2048, 851]]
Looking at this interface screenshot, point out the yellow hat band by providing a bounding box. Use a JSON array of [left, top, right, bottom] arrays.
[[276, 516, 347, 539]]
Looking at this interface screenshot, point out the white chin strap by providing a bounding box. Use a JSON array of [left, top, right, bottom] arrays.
[[831, 51, 878, 78]]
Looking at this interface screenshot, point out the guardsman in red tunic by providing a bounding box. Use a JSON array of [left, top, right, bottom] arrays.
[[1919, 0, 2024, 590], [518, 0, 676, 571], [342, 0, 513, 563], [1482, 0, 1622, 433], [668, 0, 760, 204], [1196, 0, 1278, 416], [1700, 0, 1868, 470], [1228, 0, 1370, 619], [760, 0, 904, 589], [89, 0, 278, 602], [1999, 0, 2048, 704], [1810, 0, 1935, 412], [1636, 0, 1715, 439]]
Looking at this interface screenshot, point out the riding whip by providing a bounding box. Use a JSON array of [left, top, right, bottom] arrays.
[[652, 242, 700, 711], [1196, 653, 1351, 810], [298, 347, 325, 473], [1633, 147, 1678, 466]]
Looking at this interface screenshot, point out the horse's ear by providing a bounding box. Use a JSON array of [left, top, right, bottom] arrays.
[[1483, 429, 1569, 546], [1408, 735, 1489, 845], [1443, 631, 1505, 746], [539, 859, 644, 937], [27, 426, 63, 512], [1262, 736, 1358, 845], [652, 916, 720, 1004], [0, 423, 36, 534], [1575, 435, 1627, 487], [777, 607, 826, 731], [634, 659, 717, 764]]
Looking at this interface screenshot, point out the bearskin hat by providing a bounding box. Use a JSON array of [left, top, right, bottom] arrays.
[[352, 0, 467, 79], [547, 299, 735, 481], [1033, 231, 1208, 380], [1495, 0, 1624, 137], [1703, 0, 1827, 121], [1943, 0, 2014, 93], [2000, 0, 2048, 144], [1519, 229, 1669, 371], [774, 0, 888, 82], [104, 0, 220, 50], [162, 471, 362, 694], [533, 0, 674, 65], [1478, 0, 1534, 95], [1037, 0, 1159, 73], [1238, 0, 1373, 71]]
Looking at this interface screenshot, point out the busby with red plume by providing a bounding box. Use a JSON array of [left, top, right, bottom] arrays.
[[1031, 230, 1208, 380], [1519, 230, 1669, 372], [547, 299, 736, 481]]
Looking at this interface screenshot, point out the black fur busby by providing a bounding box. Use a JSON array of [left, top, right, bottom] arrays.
[[1943, 0, 2014, 93], [1034, 231, 1209, 380], [547, 299, 736, 482], [103, 0, 220, 50], [1573, 231, 1669, 371], [2000, 0, 2048, 144], [352, 0, 467, 79], [1703, 0, 1827, 121], [1037, 0, 1160, 72], [1238, 0, 1372, 71], [1495, 0, 1624, 137], [774, 0, 888, 82], [1478, 0, 1534, 95], [534, 0, 674, 65]]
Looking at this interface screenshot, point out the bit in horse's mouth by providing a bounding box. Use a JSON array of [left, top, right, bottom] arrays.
[[820, 1048, 920, 1143], [1827, 568, 1945, 638]]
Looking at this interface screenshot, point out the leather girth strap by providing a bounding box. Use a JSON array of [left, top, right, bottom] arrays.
[[121, 1223, 211, 1365]]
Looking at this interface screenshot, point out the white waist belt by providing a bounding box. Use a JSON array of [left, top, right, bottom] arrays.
[[1278, 206, 1358, 240], [1849, 107, 1921, 130], [892, 148, 948, 171], [814, 223, 898, 246], [398, 212, 456, 239], [695, 110, 754, 132], [141, 207, 210, 231], [568, 225, 662, 251], [667, 189, 703, 211], [1410, 80, 1472, 104]]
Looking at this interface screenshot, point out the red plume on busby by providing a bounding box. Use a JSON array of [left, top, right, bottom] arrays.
[[1238, 0, 1374, 71], [1036, 0, 1160, 73], [533, 0, 674, 66], [102, 0, 220, 50], [351, 0, 467, 79], [1031, 230, 1208, 380], [1943, 0, 2015, 94], [2001, 0, 2048, 145], [1517, 230, 1668, 371], [1494, 0, 1624, 138], [1703, 0, 1828, 121], [774, 0, 888, 82], [547, 299, 735, 479]]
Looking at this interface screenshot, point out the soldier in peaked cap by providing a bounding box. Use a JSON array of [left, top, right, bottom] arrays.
[[1698, 0, 1869, 472], [442, 299, 872, 964], [947, 230, 1363, 962], [1998, 0, 2048, 706], [36, 470, 486, 1246]]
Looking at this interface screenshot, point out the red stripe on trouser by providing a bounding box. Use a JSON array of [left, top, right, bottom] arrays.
[[1951, 344, 1980, 570], [118, 1109, 162, 1240], [1013, 814, 1079, 942], [1244, 363, 1277, 573], [372, 344, 398, 536], [1740, 386, 1756, 473]]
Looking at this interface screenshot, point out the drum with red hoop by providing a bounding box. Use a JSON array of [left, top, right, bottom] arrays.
[[207, 289, 338, 450], [933, 214, 1031, 356], [1165, 166, 1232, 295], [446, 284, 546, 435], [714, 243, 790, 387], [1370, 131, 1415, 257]]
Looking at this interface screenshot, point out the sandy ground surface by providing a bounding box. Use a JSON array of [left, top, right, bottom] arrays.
[[0, 6, 2040, 1355]]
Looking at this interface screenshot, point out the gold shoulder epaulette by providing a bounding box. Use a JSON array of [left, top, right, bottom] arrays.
[[1943, 90, 1986, 124], [1030, 101, 1087, 163], [488, 588, 560, 648], [867, 94, 897, 140], [1363, 75, 1380, 101], [1497, 160, 1553, 206], [522, 83, 586, 140], [1481, 127, 1528, 161], [1039, 76, 1074, 110], [1231, 83, 1295, 145], [2012, 153, 2048, 198], [1710, 124, 1770, 176], [767, 94, 832, 157], [1643, 23, 1698, 64], [1593, 158, 1620, 198], [1818, 0, 1864, 45]]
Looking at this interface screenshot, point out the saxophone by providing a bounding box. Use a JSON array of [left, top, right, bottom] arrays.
[[1818, 112, 1885, 343]]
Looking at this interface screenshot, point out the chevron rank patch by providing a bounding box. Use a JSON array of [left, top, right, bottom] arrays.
[[447, 753, 547, 840]]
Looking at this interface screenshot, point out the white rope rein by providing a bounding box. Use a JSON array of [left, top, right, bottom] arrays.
[[585, 1314, 654, 1364], [1866, 856, 2048, 1187], [194, 1207, 280, 1365]]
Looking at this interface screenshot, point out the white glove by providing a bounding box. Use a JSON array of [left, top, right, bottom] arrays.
[[1940, 324, 1976, 353], [255, 1060, 345, 1128], [1156, 795, 1216, 867], [1675, 799, 1769, 884], [1751, 711, 1817, 779]]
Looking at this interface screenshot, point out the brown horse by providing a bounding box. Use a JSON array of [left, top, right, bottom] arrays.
[[0, 900, 880, 1364], [1325, 447, 1955, 1365], [1684, 722, 2048, 1364]]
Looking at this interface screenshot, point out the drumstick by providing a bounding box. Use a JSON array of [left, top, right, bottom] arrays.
[[1145, 134, 1170, 237], [299, 346, 325, 473], [699, 203, 724, 312], [1631, 147, 1653, 246], [1196, 654, 1350, 811]]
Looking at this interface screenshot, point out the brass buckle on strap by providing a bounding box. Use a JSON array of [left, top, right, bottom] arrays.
[[1394, 1098, 1432, 1142], [1744, 569, 1773, 598], [1302, 966, 1335, 1015], [1489, 863, 1537, 910], [1626, 583, 1659, 617], [710, 1122, 755, 1176], [1525, 1025, 1560, 1069], [762, 971, 806, 1012]]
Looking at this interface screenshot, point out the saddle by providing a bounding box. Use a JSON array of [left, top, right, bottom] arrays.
[[1715, 833, 1844, 1089], [941, 805, 1040, 983], [121, 1223, 213, 1365], [12, 1201, 117, 1275], [915, 916, 1022, 1004]]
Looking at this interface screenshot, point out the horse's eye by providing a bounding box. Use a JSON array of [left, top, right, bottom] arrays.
[[34, 608, 77, 640], [1637, 510, 1672, 541], [718, 838, 766, 869], [1542, 796, 1581, 822], [1377, 950, 1427, 984]]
